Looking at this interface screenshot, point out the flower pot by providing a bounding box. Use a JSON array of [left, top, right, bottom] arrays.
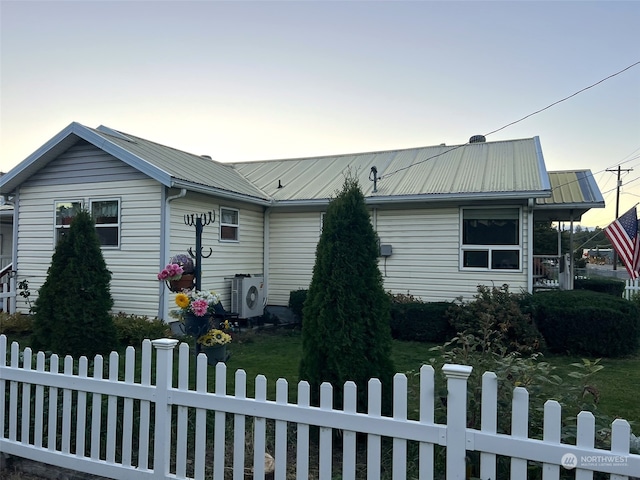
[[184, 312, 208, 338], [202, 345, 228, 365], [168, 274, 194, 292]]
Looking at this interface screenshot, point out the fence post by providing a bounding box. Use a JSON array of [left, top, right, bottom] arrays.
[[151, 338, 179, 479], [442, 364, 472, 480]]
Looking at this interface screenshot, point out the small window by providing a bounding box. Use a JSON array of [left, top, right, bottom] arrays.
[[91, 199, 120, 247], [220, 207, 239, 241], [461, 208, 521, 270], [55, 200, 83, 243]]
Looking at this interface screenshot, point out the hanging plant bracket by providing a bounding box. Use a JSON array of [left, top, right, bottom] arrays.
[[184, 211, 216, 291]]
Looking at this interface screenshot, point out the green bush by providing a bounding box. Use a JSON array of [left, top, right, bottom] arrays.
[[532, 290, 640, 357], [31, 210, 118, 358], [112, 313, 173, 348], [447, 285, 544, 354], [299, 175, 395, 413], [574, 277, 626, 296], [288, 289, 307, 319], [390, 302, 455, 343], [0, 312, 33, 335]]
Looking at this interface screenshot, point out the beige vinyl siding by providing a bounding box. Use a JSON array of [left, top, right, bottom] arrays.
[[267, 211, 322, 305], [266, 206, 530, 307], [376, 207, 528, 302], [16, 178, 163, 316], [166, 192, 264, 311]]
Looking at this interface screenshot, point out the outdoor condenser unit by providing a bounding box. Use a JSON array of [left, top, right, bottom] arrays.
[[230, 276, 265, 318]]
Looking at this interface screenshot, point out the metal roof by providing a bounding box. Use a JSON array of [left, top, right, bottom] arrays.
[[534, 170, 605, 221], [1, 124, 604, 217], [230, 137, 551, 204]]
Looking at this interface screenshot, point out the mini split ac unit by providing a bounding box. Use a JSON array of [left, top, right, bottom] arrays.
[[230, 276, 264, 318]]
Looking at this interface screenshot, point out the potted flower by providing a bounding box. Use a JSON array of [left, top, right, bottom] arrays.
[[158, 253, 195, 292], [197, 328, 232, 365], [173, 290, 221, 337]]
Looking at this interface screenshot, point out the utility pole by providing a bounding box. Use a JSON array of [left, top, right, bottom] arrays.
[[607, 166, 633, 270]]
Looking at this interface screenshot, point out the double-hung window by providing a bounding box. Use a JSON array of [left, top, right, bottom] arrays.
[[91, 199, 120, 247], [220, 207, 239, 241], [55, 200, 83, 243], [461, 208, 521, 270]]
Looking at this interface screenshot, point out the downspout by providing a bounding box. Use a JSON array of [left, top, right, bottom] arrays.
[[263, 203, 274, 308], [527, 198, 534, 293], [159, 188, 187, 321]]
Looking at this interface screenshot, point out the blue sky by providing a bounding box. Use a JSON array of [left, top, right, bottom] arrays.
[[1, 0, 639, 228]]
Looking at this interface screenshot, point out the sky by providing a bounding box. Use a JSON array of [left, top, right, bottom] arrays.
[[1, 0, 639, 228]]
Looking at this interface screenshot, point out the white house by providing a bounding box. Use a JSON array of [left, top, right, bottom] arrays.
[[0, 122, 604, 321]]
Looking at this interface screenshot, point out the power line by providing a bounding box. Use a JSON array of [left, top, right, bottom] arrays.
[[483, 61, 640, 137], [380, 61, 640, 180]]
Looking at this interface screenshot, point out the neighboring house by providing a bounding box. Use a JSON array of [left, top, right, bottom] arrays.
[[0, 122, 604, 321]]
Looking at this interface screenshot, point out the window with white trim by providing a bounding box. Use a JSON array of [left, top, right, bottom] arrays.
[[55, 200, 83, 244], [460, 208, 521, 270], [91, 199, 120, 247], [220, 207, 239, 241], [54, 199, 120, 247]]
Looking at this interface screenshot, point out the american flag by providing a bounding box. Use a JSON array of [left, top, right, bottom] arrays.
[[604, 206, 640, 279]]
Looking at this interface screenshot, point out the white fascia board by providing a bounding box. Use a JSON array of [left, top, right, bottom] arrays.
[[270, 191, 551, 208], [534, 136, 552, 191]]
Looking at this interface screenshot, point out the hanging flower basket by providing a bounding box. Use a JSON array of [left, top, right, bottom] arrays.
[[168, 274, 195, 293]]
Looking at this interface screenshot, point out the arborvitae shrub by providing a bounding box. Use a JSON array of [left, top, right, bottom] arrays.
[[574, 277, 626, 296], [390, 302, 455, 343], [31, 210, 118, 358], [299, 175, 395, 412], [532, 290, 639, 357]]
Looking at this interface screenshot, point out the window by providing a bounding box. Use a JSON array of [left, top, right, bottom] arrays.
[[55, 200, 83, 243], [91, 199, 120, 247], [461, 208, 521, 270], [54, 199, 120, 247], [220, 207, 239, 241]]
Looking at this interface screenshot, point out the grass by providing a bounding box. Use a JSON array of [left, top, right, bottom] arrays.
[[188, 326, 640, 425]]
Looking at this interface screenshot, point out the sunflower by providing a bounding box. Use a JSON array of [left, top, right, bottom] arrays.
[[175, 292, 190, 309]]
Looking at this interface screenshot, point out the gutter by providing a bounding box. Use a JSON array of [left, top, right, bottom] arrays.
[[171, 181, 272, 207]]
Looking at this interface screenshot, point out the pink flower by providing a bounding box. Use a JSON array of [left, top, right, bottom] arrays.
[[157, 263, 184, 281], [190, 298, 209, 316]]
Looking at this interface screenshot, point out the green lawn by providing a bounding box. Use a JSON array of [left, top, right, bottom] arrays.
[[200, 327, 640, 425]]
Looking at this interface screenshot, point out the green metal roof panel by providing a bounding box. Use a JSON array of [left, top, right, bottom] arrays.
[[89, 126, 270, 201], [539, 170, 604, 206], [231, 137, 549, 202]]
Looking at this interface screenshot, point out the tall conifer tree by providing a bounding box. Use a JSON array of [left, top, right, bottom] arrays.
[[299, 175, 395, 411], [32, 210, 117, 358]]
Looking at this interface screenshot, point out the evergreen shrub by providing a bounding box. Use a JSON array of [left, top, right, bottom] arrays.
[[532, 290, 640, 357], [299, 175, 395, 412], [390, 301, 455, 343], [31, 210, 118, 358], [574, 277, 626, 296]]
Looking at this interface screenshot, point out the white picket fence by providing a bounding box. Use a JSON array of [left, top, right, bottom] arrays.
[[1, 335, 638, 480], [624, 278, 640, 300]]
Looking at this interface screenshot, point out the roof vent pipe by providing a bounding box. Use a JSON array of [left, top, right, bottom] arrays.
[[469, 135, 486, 143], [369, 166, 378, 193]]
